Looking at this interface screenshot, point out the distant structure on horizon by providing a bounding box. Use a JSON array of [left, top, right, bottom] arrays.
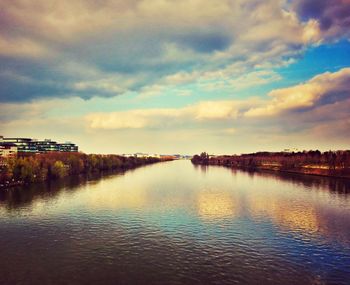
[[283, 148, 300, 153], [0, 136, 78, 157], [122, 153, 192, 160]]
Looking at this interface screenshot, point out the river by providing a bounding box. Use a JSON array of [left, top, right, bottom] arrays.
[[0, 160, 350, 284]]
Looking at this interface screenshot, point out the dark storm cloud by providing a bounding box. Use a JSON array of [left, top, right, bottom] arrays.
[[317, 80, 350, 106], [177, 32, 232, 53], [0, 0, 334, 103], [0, 57, 65, 102], [0, 56, 126, 102], [294, 0, 350, 37]]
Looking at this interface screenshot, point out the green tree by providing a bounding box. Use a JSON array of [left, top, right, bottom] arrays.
[[51, 161, 67, 178]]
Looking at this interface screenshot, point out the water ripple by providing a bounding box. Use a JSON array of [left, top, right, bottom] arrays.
[[0, 161, 350, 284]]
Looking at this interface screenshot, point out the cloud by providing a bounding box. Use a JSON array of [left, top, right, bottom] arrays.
[[1, 67, 350, 153], [87, 108, 179, 129], [0, 0, 327, 102], [136, 84, 166, 99], [1, 1, 349, 153], [245, 67, 350, 117], [293, 0, 350, 40], [0, 36, 50, 58], [176, 32, 232, 53], [193, 101, 241, 120], [228, 70, 282, 90], [0, 97, 87, 123], [84, 67, 350, 149], [86, 99, 256, 129]]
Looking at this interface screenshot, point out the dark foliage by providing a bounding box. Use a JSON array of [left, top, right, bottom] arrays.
[[0, 152, 165, 186], [192, 150, 350, 177]]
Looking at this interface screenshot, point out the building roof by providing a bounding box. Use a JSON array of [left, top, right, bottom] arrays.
[[0, 142, 17, 148], [2, 138, 32, 141]]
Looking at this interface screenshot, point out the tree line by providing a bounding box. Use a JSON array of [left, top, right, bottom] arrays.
[[192, 150, 350, 177], [0, 152, 164, 186]]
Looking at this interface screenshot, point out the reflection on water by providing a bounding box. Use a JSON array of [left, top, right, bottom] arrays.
[[248, 196, 319, 234], [0, 161, 350, 285], [240, 167, 350, 195], [197, 191, 237, 220], [0, 170, 126, 212]]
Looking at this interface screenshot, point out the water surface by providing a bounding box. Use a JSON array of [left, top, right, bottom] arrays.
[[1, 160, 350, 284]]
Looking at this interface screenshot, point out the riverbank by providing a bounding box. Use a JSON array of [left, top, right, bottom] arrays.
[[0, 152, 172, 190], [191, 151, 350, 179]]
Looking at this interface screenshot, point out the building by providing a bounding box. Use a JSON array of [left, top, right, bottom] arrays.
[[151, 154, 161, 158], [122, 154, 135, 157], [134, 153, 162, 158], [0, 137, 37, 153], [134, 153, 148, 158], [283, 148, 300, 153], [0, 136, 78, 156], [35, 139, 60, 152], [59, 142, 78, 152], [0, 143, 18, 157]]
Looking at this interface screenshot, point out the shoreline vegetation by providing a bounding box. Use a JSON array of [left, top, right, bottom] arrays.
[[0, 152, 173, 189], [191, 151, 350, 179]]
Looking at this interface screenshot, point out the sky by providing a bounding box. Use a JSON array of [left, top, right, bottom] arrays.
[[0, 0, 350, 155]]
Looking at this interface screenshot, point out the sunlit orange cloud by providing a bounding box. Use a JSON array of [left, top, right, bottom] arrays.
[[245, 68, 350, 117]]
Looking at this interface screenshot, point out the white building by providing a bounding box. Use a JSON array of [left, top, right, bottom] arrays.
[[0, 143, 18, 157]]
